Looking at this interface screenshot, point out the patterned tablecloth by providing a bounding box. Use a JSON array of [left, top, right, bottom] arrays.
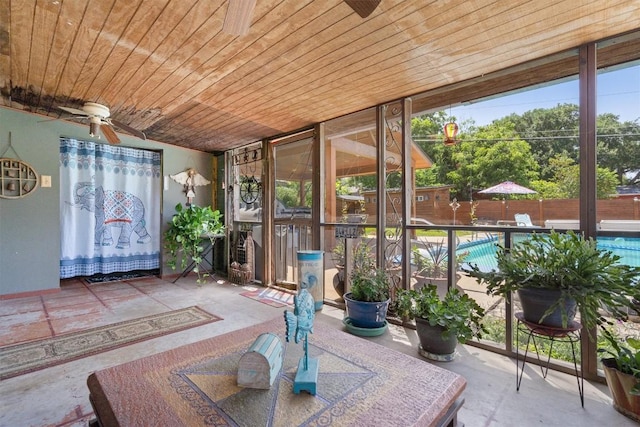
[[88, 316, 466, 426]]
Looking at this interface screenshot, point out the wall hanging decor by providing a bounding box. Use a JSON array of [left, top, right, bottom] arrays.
[[170, 168, 211, 206], [0, 133, 39, 199]]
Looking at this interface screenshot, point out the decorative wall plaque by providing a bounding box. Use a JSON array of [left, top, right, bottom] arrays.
[[0, 158, 39, 199]]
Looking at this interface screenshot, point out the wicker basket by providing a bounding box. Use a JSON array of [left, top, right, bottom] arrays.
[[229, 267, 252, 285]]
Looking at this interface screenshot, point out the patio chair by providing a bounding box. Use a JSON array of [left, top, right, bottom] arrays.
[[514, 213, 538, 227]]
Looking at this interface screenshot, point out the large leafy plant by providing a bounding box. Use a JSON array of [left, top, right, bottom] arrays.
[[394, 285, 486, 343], [164, 203, 224, 283], [463, 230, 640, 331]]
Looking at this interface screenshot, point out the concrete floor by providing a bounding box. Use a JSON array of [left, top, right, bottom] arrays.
[[0, 274, 635, 427]]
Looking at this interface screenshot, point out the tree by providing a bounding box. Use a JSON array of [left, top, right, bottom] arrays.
[[448, 122, 539, 199], [529, 179, 564, 199], [549, 154, 619, 199], [597, 115, 640, 185], [493, 103, 580, 180]]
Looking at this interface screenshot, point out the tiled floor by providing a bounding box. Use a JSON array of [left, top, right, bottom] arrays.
[[0, 274, 636, 427]]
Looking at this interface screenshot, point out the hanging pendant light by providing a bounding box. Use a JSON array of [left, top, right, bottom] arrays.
[[443, 122, 459, 146]]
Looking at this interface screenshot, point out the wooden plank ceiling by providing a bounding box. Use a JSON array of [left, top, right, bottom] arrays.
[[1, 0, 639, 152]]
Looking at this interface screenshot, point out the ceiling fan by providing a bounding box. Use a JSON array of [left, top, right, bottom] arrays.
[[222, 0, 380, 35], [57, 102, 146, 144]]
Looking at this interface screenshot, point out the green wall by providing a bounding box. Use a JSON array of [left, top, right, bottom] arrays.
[[0, 107, 214, 297]]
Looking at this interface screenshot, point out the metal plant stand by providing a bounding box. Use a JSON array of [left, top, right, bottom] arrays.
[[515, 311, 584, 407]]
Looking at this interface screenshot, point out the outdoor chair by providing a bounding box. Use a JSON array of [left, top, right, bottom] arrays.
[[514, 213, 538, 227]]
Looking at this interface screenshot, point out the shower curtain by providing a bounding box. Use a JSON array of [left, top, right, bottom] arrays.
[[59, 137, 161, 278]]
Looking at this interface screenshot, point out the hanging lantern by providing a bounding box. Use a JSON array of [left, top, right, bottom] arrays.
[[443, 122, 459, 146]]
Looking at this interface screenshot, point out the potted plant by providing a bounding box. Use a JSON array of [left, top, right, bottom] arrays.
[[412, 240, 468, 297], [463, 230, 640, 331], [164, 203, 225, 283], [331, 240, 346, 298], [394, 285, 486, 361], [343, 242, 391, 335], [598, 326, 640, 422]]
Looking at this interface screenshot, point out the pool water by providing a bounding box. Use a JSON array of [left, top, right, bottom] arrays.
[[459, 235, 640, 272]]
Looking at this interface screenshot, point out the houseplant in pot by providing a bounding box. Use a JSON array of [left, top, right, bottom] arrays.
[[463, 230, 640, 332], [343, 242, 391, 336], [164, 203, 225, 283], [412, 239, 469, 298], [331, 239, 346, 298], [598, 326, 640, 422], [394, 285, 486, 361], [412, 242, 448, 293]]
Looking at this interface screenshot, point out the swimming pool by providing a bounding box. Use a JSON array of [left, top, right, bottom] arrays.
[[459, 235, 640, 272]]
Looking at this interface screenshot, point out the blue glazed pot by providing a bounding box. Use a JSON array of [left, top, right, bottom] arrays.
[[343, 293, 390, 328]]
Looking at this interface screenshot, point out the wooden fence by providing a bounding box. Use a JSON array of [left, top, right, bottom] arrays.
[[445, 198, 639, 226]]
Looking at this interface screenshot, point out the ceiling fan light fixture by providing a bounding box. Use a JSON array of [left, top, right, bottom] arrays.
[[89, 121, 100, 138]]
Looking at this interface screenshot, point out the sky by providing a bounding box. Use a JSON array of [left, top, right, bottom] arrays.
[[449, 64, 640, 127]]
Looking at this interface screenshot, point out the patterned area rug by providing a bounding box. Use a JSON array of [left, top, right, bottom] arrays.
[[0, 306, 222, 380], [240, 287, 295, 307], [88, 317, 466, 426]]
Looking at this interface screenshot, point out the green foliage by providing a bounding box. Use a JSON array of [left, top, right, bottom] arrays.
[[529, 179, 565, 199], [549, 154, 619, 199], [494, 103, 580, 180], [596, 115, 640, 185], [410, 104, 632, 199], [394, 285, 486, 343], [350, 268, 391, 303], [276, 180, 312, 208], [463, 230, 640, 331], [411, 239, 468, 278], [164, 203, 224, 283], [412, 112, 461, 188], [446, 124, 540, 198], [599, 327, 640, 395], [348, 243, 390, 302]]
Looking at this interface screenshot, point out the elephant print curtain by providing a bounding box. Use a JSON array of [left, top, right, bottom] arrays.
[[59, 137, 161, 278]]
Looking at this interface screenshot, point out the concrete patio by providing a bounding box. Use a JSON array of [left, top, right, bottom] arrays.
[[0, 274, 635, 427]]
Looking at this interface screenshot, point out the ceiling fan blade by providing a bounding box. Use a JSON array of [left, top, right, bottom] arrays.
[[222, 0, 257, 36], [111, 119, 147, 140], [58, 106, 89, 116], [344, 0, 381, 18], [100, 123, 121, 144]]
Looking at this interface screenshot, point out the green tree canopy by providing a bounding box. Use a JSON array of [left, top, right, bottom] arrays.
[[597, 115, 640, 184], [492, 103, 579, 180], [547, 154, 619, 199], [447, 122, 539, 199]]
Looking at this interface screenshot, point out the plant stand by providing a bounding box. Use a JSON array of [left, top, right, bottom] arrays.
[[172, 234, 223, 283], [515, 312, 584, 407]]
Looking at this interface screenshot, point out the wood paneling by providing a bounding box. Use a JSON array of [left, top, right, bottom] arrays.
[[2, 0, 639, 152]]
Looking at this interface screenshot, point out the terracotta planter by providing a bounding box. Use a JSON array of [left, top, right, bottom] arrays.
[[415, 318, 458, 362], [602, 358, 640, 422], [517, 288, 577, 327]]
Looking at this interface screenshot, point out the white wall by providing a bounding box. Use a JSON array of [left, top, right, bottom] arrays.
[[0, 107, 214, 297]]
